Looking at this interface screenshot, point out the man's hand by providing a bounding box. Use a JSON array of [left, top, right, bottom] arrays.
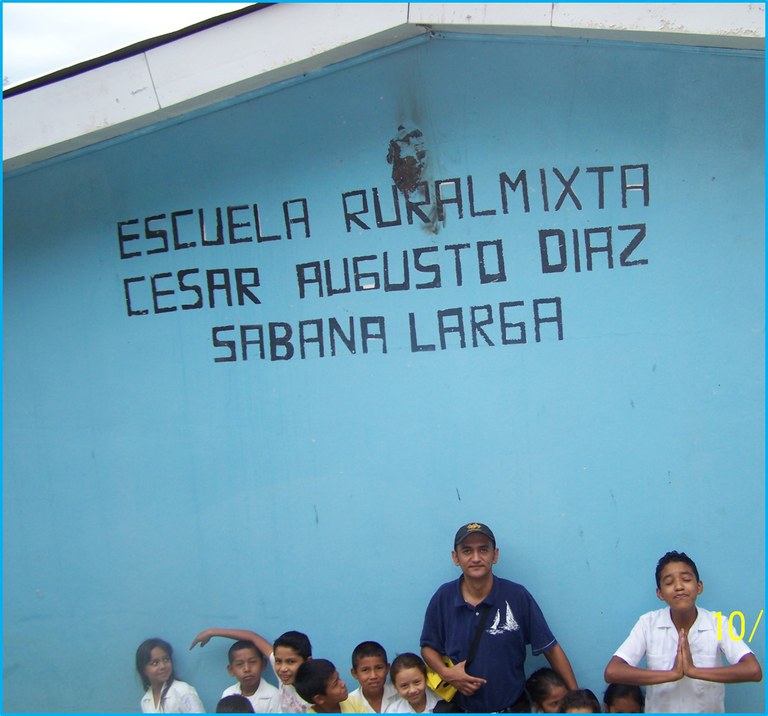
[[443, 660, 487, 696]]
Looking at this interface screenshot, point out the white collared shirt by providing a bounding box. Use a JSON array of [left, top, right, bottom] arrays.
[[384, 688, 440, 713], [140, 680, 205, 713], [222, 677, 280, 712], [269, 652, 311, 713], [614, 606, 753, 712], [347, 683, 401, 713]]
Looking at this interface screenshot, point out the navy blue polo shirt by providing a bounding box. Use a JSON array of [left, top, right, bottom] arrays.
[[420, 575, 557, 712]]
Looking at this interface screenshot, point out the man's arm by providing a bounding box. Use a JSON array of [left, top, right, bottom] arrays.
[[543, 643, 578, 690], [190, 627, 273, 660], [680, 629, 762, 683], [420, 645, 486, 696]]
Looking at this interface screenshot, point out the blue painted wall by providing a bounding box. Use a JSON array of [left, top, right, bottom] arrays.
[[3, 34, 764, 712]]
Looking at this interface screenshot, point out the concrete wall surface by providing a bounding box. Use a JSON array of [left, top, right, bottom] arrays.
[[3, 30, 765, 713]]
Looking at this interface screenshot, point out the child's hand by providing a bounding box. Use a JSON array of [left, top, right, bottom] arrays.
[[189, 631, 211, 650], [679, 628, 696, 676], [668, 631, 685, 681]]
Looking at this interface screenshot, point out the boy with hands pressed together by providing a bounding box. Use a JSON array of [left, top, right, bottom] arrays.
[[604, 550, 762, 713]]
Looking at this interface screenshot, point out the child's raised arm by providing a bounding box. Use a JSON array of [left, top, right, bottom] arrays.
[[189, 627, 273, 660]]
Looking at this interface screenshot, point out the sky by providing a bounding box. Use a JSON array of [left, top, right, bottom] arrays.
[[3, 2, 254, 88]]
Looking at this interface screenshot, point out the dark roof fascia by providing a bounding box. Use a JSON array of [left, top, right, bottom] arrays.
[[3, 2, 275, 98]]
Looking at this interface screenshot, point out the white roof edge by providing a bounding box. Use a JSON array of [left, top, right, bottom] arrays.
[[4, 2, 764, 173]]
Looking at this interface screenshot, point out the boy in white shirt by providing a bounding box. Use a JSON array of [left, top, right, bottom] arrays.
[[604, 550, 762, 712], [346, 642, 400, 713], [220, 640, 280, 712]]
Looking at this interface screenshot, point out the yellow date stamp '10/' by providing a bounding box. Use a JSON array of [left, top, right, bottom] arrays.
[[713, 610, 764, 643]]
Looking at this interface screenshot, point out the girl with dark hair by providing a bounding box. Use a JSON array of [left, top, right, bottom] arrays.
[[603, 683, 644, 713], [557, 689, 601, 713], [387, 653, 442, 713], [136, 637, 205, 713], [526, 667, 568, 713]]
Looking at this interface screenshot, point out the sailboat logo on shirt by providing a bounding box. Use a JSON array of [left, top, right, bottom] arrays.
[[487, 601, 519, 635]]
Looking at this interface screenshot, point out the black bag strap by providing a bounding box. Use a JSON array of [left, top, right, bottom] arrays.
[[465, 603, 491, 668]]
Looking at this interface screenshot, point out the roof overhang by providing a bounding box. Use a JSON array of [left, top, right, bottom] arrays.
[[3, 2, 764, 173]]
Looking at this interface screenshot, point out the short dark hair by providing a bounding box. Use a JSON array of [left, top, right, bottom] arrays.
[[273, 631, 312, 660], [655, 550, 700, 588], [294, 658, 336, 704], [352, 641, 388, 669], [558, 689, 601, 713], [228, 640, 265, 665], [603, 683, 644, 710], [525, 667, 566, 706], [390, 652, 427, 683], [216, 694, 255, 713]]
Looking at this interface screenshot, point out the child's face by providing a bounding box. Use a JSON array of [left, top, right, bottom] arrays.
[[274, 646, 306, 685], [564, 709, 596, 714], [607, 695, 642, 713], [144, 647, 172, 688], [538, 684, 568, 713], [228, 647, 264, 694], [351, 655, 389, 696], [318, 670, 348, 706], [393, 667, 427, 709], [656, 560, 702, 610]]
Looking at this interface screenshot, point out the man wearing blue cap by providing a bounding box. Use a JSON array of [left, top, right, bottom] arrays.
[[420, 522, 577, 712]]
